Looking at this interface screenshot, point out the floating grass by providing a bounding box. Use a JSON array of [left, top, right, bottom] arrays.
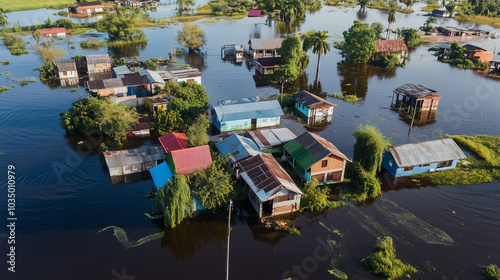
[[0, 86, 10, 93]]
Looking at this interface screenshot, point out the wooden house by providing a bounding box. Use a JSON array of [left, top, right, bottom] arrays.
[[168, 67, 202, 84], [69, 1, 106, 15], [221, 44, 244, 62], [103, 146, 164, 177], [211, 100, 284, 133], [391, 83, 441, 112], [86, 54, 112, 74], [57, 60, 78, 79], [145, 94, 173, 113], [167, 145, 212, 175], [158, 132, 188, 154], [236, 153, 303, 217], [382, 138, 466, 177], [431, 9, 451, 17], [375, 39, 408, 65], [248, 9, 264, 17], [294, 90, 336, 126], [248, 38, 283, 59], [247, 128, 296, 151], [284, 132, 350, 184], [37, 28, 71, 37], [86, 74, 151, 97], [462, 44, 494, 64], [215, 134, 261, 164], [255, 57, 282, 75]]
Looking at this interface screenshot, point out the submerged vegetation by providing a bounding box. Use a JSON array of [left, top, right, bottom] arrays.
[[328, 93, 359, 103], [301, 178, 345, 211], [80, 38, 107, 49], [2, 34, 28, 55], [361, 236, 418, 279], [481, 264, 500, 280]]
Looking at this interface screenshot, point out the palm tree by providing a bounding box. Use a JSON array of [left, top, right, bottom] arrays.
[[302, 30, 331, 85], [387, 1, 397, 39]]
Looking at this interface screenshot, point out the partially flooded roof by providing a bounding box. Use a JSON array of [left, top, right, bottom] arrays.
[[393, 83, 440, 99], [388, 138, 466, 167]]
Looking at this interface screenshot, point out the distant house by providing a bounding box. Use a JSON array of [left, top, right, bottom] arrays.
[[375, 39, 408, 65], [247, 128, 296, 151], [215, 134, 261, 164], [391, 83, 441, 112], [86, 74, 151, 97], [57, 60, 78, 79], [168, 67, 203, 84], [436, 26, 490, 37], [37, 28, 71, 37], [382, 138, 466, 177], [120, 0, 158, 8], [145, 94, 174, 113], [248, 9, 264, 17], [255, 57, 282, 75], [103, 146, 164, 177], [69, 1, 107, 15], [432, 9, 451, 17], [221, 44, 244, 62], [294, 90, 336, 125], [86, 54, 112, 74], [236, 153, 303, 217], [113, 65, 132, 77], [126, 116, 152, 137], [167, 145, 213, 175], [211, 100, 284, 133], [158, 132, 188, 154], [284, 132, 350, 184], [248, 38, 283, 59], [462, 44, 494, 64]]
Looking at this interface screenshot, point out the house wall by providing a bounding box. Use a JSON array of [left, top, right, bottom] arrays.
[[59, 70, 77, 79], [97, 88, 117, 97], [420, 98, 439, 111], [174, 76, 202, 85], [251, 49, 277, 59], [309, 106, 334, 118], [382, 153, 459, 177], [310, 155, 346, 183], [248, 190, 262, 217], [295, 101, 310, 118], [256, 117, 280, 129], [474, 52, 494, 63], [88, 63, 112, 74], [220, 119, 251, 132], [272, 195, 301, 215]]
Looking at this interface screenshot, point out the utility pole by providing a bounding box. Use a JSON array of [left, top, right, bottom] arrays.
[[226, 200, 233, 280]]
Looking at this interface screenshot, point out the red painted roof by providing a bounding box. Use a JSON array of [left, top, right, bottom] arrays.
[[158, 132, 188, 154], [37, 28, 71, 35], [248, 9, 263, 17], [170, 145, 212, 175]]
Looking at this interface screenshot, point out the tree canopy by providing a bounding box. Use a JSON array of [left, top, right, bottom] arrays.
[[353, 124, 391, 175], [177, 23, 207, 53], [273, 36, 309, 84], [258, 0, 306, 24], [400, 27, 423, 48], [302, 30, 331, 84], [0, 8, 8, 26], [387, 1, 397, 39], [153, 174, 193, 228], [186, 115, 210, 147], [177, 0, 195, 16], [95, 8, 149, 42], [341, 20, 377, 63], [301, 178, 343, 211]]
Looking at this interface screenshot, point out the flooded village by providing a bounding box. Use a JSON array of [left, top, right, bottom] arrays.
[[1, 0, 500, 279]]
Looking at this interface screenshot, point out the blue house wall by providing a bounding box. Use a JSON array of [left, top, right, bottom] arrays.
[[295, 101, 310, 118], [382, 152, 459, 177]]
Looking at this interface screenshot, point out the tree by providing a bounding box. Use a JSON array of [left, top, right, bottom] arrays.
[[177, 23, 207, 53], [449, 41, 466, 59], [352, 124, 391, 175], [153, 174, 193, 228], [370, 22, 384, 40], [165, 81, 209, 125], [302, 30, 331, 84], [419, 16, 436, 32], [190, 153, 234, 210], [445, 2, 456, 15], [177, 0, 195, 16], [347, 161, 382, 201], [358, 0, 370, 12], [301, 178, 343, 211], [341, 21, 377, 63], [186, 115, 210, 147], [150, 108, 184, 135], [39, 46, 65, 63], [400, 27, 423, 48], [277, 36, 309, 70], [0, 8, 8, 26], [401, 0, 414, 9], [387, 1, 397, 39]]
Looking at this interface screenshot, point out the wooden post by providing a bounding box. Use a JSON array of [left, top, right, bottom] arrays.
[[409, 100, 419, 136], [226, 200, 233, 280]]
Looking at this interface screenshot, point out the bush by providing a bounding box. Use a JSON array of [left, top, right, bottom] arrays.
[[38, 62, 57, 81], [374, 53, 400, 68], [344, 162, 382, 201], [481, 264, 500, 280], [10, 48, 29, 55], [80, 38, 106, 49], [301, 178, 345, 211]]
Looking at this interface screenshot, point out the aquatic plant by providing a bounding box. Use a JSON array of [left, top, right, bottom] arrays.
[[274, 225, 301, 236], [328, 93, 359, 103], [79, 38, 106, 49], [98, 226, 164, 249], [0, 86, 10, 93], [301, 178, 345, 211]]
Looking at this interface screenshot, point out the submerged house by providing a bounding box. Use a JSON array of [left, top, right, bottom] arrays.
[[248, 38, 283, 59], [255, 57, 282, 75], [391, 83, 441, 112], [103, 146, 164, 177], [145, 94, 173, 113], [158, 132, 188, 154], [215, 134, 261, 165], [382, 138, 466, 177], [167, 67, 203, 84], [236, 153, 303, 217], [57, 60, 78, 82], [221, 44, 244, 62], [211, 100, 284, 133], [294, 90, 336, 126], [37, 28, 71, 37], [462, 44, 494, 64], [431, 9, 451, 17], [85, 74, 151, 97], [375, 39, 408, 65], [284, 132, 350, 184], [248, 9, 264, 17], [69, 1, 107, 15], [167, 145, 213, 175], [86, 54, 112, 74]]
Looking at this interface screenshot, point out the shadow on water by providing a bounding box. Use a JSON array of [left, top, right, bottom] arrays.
[[181, 52, 207, 71], [109, 41, 148, 58], [274, 18, 304, 37], [337, 62, 398, 97]]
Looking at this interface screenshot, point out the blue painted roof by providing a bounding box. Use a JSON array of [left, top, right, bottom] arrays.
[[213, 100, 284, 122], [215, 134, 261, 163], [113, 65, 131, 76], [149, 162, 174, 190]]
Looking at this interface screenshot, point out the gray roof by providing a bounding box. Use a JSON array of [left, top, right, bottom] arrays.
[[213, 100, 284, 122], [103, 146, 164, 169], [215, 134, 261, 163], [393, 83, 440, 99], [221, 96, 260, 105], [168, 67, 202, 79], [388, 138, 466, 167], [295, 90, 335, 108], [250, 38, 283, 50], [57, 61, 77, 72], [86, 54, 111, 65], [102, 78, 124, 89], [113, 65, 132, 76]]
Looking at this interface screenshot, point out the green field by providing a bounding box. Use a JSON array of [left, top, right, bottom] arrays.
[[0, 0, 76, 12]]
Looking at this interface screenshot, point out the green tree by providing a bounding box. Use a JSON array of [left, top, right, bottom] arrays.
[[445, 2, 456, 15], [450, 41, 466, 59], [153, 174, 193, 228], [387, 1, 397, 39], [164, 81, 209, 125], [177, 0, 195, 15], [277, 36, 309, 70], [95, 9, 148, 42], [0, 8, 8, 26], [272, 64, 300, 90], [358, 0, 370, 12], [480, 264, 500, 280], [150, 108, 184, 135], [370, 22, 384, 40], [347, 161, 382, 201], [419, 16, 436, 32], [177, 23, 207, 53], [54, 18, 75, 30], [301, 178, 342, 211], [302, 30, 331, 84], [341, 20, 377, 63], [400, 27, 423, 48], [353, 124, 391, 175], [186, 115, 210, 147], [401, 0, 414, 9], [190, 153, 234, 210]]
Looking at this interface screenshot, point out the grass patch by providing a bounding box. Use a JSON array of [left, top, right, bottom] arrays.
[[1, 61, 10, 65], [421, 3, 442, 12], [1, 72, 12, 75], [328, 93, 359, 103], [455, 14, 500, 28], [13, 77, 36, 86], [0, 0, 75, 12], [0, 86, 10, 93], [80, 38, 107, 49], [58, 11, 69, 17], [481, 264, 500, 280], [70, 88, 77, 92], [442, 58, 488, 70], [71, 28, 92, 35], [107, 38, 147, 47], [416, 135, 500, 185]]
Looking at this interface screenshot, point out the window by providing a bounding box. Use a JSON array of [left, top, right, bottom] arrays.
[[321, 160, 328, 168], [422, 163, 431, 167], [404, 166, 414, 171], [187, 79, 195, 83], [437, 160, 452, 168]]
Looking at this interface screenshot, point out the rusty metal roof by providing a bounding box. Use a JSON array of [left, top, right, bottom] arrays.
[[393, 83, 440, 99], [238, 153, 302, 202], [57, 60, 77, 72], [168, 67, 202, 79], [37, 28, 71, 35], [86, 54, 111, 65], [294, 90, 335, 108], [375, 39, 408, 53], [388, 138, 466, 167], [248, 130, 281, 149], [158, 132, 188, 154]]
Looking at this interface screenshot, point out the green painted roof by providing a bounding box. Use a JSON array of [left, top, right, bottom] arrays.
[[284, 140, 317, 171]]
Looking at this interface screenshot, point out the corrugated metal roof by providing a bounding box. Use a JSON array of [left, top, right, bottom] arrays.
[[170, 145, 212, 175], [37, 28, 71, 35], [250, 38, 283, 50], [86, 80, 104, 90], [103, 146, 164, 169], [102, 78, 124, 88], [375, 39, 408, 53], [271, 128, 296, 144], [86, 54, 111, 65], [393, 83, 440, 99], [462, 44, 486, 52], [213, 100, 284, 122], [168, 67, 202, 79], [284, 132, 350, 170], [388, 138, 466, 167], [215, 134, 261, 163], [122, 74, 149, 86], [113, 65, 131, 75], [146, 94, 173, 105], [221, 96, 260, 105], [149, 162, 174, 190], [294, 90, 335, 108], [57, 60, 77, 72], [146, 70, 165, 84], [248, 130, 281, 149], [239, 153, 302, 202], [158, 132, 188, 154], [76, 1, 102, 7]]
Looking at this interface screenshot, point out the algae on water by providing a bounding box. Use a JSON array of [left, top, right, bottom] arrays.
[[98, 226, 164, 249]]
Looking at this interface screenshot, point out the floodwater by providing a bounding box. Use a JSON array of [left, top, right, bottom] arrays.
[[1, 1, 500, 279]]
